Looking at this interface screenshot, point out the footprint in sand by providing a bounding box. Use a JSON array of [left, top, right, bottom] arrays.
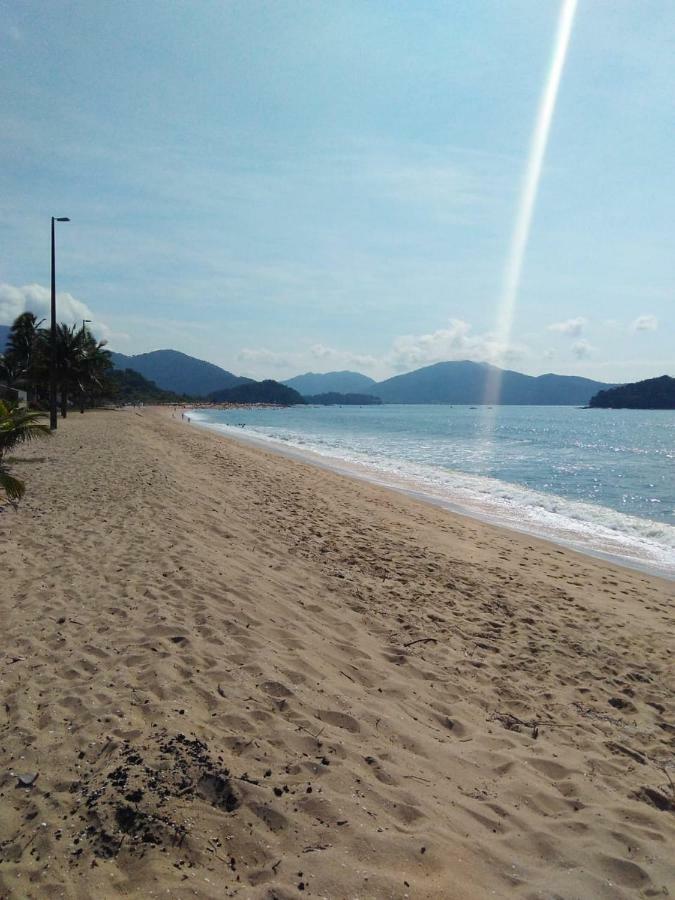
[[317, 710, 360, 733], [527, 757, 573, 781], [391, 802, 424, 825], [598, 854, 651, 890], [260, 680, 294, 698], [249, 802, 288, 833], [363, 756, 398, 785], [437, 715, 471, 739]]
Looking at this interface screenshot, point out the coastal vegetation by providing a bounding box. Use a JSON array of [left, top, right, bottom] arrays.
[[283, 370, 377, 395], [303, 391, 382, 405], [208, 380, 305, 405], [0, 312, 111, 415], [109, 348, 253, 397], [0, 311, 185, 411], [0, 311, 116, 504], [106, 350, 616, 405], [107, 368, 187, 405], [589, 375, 675, 410], [0, 399, 50, 504], [5, 317, 669, 414]]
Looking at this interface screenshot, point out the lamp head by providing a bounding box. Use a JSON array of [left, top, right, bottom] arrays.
[[55, 217, 70, 222]]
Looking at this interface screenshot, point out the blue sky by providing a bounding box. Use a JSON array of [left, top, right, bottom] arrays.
[[1, 0, 672, 382]]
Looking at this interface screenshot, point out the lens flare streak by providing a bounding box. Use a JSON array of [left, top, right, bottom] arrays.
[[484, 0, 578, 405]]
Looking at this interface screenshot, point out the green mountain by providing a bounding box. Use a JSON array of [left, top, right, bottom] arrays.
[[209, 380, 305, 405], [109, 349, 252, 398], [283, 370, 376, 395], [374, 360, 613, 405], [589, 375, 675, 410], [103, 348, 618, 405], [106, 368, 185, 404]]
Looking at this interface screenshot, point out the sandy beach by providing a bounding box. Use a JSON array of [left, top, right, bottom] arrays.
[[1, 407, 673, 899]]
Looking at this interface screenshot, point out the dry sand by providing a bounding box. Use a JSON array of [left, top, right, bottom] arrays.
[[0, 407, 673, 899]]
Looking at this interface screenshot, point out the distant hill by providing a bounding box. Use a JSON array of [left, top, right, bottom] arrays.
[[106, 368, 186, 404], [109, 349, 252, 398], [283, 370, 376, 395], [304, 392, 382, 405], [373, 360, 613, 405], [0, 324, 9, 351], [209, 380, 305, 405], [96, 347, 619, 406], [589, 375, 675, 410]]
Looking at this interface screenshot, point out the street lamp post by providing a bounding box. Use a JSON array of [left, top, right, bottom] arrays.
[[50, 216, 70, 430], [82, 318, 92, 334]]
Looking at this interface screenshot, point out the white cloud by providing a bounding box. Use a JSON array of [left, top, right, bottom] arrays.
[[237, 348, 294, 370], [630, 314, 658, 332], [547, 316, 587, 337], [237, 320, 525, 380], [237, 344, 378, 378], [388, 319, 525, 372], [572, 339, 594, 359], [308, 344, 378, 369], [0, 283, 26, 323], [0, 282, 112, 341]]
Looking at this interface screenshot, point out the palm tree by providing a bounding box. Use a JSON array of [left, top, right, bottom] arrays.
[[55, 324, 82, 418], [6, 312, 41, 368], [0, 353, 24, 392], [76, 329, 112, 412], [0, 399, 49, 505], [4, 312, 42, 403], [5, 311, 113, 415], [34, 324, 92, 417]]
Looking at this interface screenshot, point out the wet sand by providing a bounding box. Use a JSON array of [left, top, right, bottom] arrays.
[[1, 407, 673, 899]]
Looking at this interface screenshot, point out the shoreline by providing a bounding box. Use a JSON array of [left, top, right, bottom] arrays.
[[2, 407, 673, 898], [184, 408, 675, 583]]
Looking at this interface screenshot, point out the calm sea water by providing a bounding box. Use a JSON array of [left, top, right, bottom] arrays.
[[189, 405, 675, 579]]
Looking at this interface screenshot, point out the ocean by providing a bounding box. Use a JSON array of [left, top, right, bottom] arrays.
[[188, 404, 675, 580]]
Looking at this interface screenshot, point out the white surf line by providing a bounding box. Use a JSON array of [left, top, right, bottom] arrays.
[[186, 411, 674, 582]]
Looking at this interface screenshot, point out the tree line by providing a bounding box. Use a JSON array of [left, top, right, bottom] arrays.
[[0, 311, 112, 416], [0, 311, 112, 505]]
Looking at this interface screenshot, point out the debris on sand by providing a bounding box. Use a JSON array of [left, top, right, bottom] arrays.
[[70, 730, 240, 860], [15, 772, 39, 788]]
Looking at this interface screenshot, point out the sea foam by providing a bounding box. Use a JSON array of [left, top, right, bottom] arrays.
[[189, 408, 675, 580]]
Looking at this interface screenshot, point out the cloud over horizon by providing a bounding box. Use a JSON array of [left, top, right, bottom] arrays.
[[0, 282, 114, 341], [572, 339, 594, 359], [237, 320, 527, 380], [389, 320, 525, 373], [547, 317, 587, 337], [3, 280, 667, 385], [631, 314, 658, 332], [237, 344, 379, 379]]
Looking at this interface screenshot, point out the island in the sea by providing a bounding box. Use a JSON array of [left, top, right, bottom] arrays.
[[303, 392, 382, 405], [208, 379, 305, 405], [589, 375, 675, 410]]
